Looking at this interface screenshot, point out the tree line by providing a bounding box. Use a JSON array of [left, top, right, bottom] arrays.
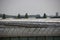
[[2, 13, 47, 19]]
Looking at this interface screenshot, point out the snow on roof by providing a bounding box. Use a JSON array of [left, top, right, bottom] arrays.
[[0, 18, 60, 22]]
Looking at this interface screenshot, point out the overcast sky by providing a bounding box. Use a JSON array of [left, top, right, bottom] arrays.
[[0, 0, 60, 16]]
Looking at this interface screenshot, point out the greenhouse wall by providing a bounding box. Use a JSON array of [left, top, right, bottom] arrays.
[[0, 36, 60, 40]]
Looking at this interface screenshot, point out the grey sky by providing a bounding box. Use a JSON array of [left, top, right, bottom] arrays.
[[0, 0, 60, 16]]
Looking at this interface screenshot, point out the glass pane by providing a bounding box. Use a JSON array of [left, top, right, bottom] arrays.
[[54, 36, 60, 40], [10, 37, 19, 40], [37, 36, 43, 40], [46, 36, 53, 40], [20, 37, 27, 40], [29, 37, 36, 40]]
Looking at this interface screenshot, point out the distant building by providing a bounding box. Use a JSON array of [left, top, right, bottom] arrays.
[[50, 12, 60, 18], [28, 15, 36, 19], [56, 12, 58, 17]]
